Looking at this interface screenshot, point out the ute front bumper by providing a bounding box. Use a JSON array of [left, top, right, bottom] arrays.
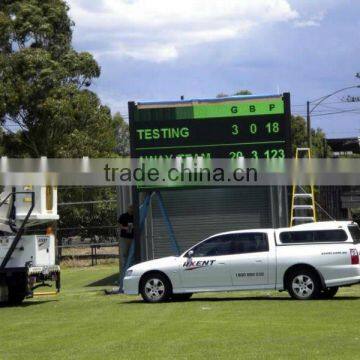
[[123, 275, 141, 295]]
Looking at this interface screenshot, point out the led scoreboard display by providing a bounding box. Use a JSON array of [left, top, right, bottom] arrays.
[[129, 93, 291, 159]]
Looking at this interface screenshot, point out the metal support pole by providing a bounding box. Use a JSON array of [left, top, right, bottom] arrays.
[[323, 137, 327, 158], [306, 101, 311, 149]]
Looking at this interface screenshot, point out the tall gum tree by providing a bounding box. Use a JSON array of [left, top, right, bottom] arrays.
[[0, 0, 118, 157], [0, 1, 125, 235]]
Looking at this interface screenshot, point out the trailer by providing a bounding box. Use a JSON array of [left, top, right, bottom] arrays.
[[0, 187, 60, 305]]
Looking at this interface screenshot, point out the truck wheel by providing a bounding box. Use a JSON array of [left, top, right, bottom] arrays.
[[0, 283, 9, 305], [319, 287, 338, 299], [8, 286, 26, 305], [140, 273, 171, 303], [172, 293, 193, 301], [287, 269, 321, 300]]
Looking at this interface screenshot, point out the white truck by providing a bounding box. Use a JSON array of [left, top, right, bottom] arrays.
[[124, 221, 360, 302], [0, 186, 60, 305]]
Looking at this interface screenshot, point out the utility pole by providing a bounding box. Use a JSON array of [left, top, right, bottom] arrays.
[[306, 101, 311, 148], [306, 85, 360, 149]]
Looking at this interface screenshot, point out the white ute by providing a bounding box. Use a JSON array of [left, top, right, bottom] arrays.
[[124, 221, 360, 302]]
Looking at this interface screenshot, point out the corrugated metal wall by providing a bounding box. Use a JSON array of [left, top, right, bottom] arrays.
[[143, 187, 273, 259]]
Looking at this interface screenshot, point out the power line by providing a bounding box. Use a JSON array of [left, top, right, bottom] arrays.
[[293, 107, 360, 117], [292, 101, 342, 107], [311, 108, 360, 117]]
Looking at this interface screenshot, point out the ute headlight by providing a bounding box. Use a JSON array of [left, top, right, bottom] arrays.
[[125, 269, 133, 277]]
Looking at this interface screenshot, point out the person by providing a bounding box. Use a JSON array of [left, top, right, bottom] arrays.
[[118, 204, 134, 256], [118, 205, 134, 282]]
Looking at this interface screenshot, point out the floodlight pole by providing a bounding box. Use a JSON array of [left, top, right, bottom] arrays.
[[306, 85, 360, 149]]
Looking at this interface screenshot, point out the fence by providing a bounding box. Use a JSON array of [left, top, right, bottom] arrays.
[[57, 242, 120, 267], [54, 186, 121, 266]]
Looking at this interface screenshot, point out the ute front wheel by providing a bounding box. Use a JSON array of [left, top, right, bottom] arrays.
[[140, 273, 172, 303]]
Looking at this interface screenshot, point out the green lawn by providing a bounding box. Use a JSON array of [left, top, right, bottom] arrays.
[[1, 265, 359, 360]]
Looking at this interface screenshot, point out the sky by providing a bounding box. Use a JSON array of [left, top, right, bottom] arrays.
[[68, 0, 360, 138]]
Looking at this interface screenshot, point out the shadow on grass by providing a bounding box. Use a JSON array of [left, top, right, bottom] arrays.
[[121, 295, 360, 304], [1, 299, 59, 308], [86, 273, 119, 287]]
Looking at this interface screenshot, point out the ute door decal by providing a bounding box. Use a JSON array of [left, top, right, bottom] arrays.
[[180, 235, 233, 288]]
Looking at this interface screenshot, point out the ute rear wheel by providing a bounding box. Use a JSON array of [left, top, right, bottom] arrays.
[[319, 286, 338, 299], [140, 273, 172, 303], [287, 269, 321, 300]]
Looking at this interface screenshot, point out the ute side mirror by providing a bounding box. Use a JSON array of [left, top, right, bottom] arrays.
[[186, 250, 194, 258]]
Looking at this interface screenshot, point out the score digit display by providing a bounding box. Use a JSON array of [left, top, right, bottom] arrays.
[[129, 93, 291, 159]]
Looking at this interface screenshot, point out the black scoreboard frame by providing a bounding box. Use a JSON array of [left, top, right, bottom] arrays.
[[128, 93, 292, 262]]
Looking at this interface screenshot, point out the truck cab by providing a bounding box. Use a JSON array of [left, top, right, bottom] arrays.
[[0, 186, 60, 305]]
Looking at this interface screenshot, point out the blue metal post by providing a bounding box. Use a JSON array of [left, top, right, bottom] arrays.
[[155, 191, 181, 255]]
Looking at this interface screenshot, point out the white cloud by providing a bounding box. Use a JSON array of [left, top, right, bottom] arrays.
[[294, 20, 320, 28], [68, 0, 299, 62], [294, 12, 325, 28]]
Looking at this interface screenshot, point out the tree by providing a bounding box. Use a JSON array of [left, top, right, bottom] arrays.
[[0, 1, 127, 243], [113, 112, 130, 156], [234, 90, 252, 96], [57, 186, 118, 241], [0, 126, 3, 155], [0, 0, 119, 157], [291, 115, 330, 157], [217, 90, 252, 98]]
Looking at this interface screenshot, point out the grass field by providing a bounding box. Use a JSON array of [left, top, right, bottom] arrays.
[[1, 265, 359, 360]]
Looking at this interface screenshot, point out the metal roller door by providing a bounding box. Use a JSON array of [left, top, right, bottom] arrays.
[[143, 187, 273, 260]]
